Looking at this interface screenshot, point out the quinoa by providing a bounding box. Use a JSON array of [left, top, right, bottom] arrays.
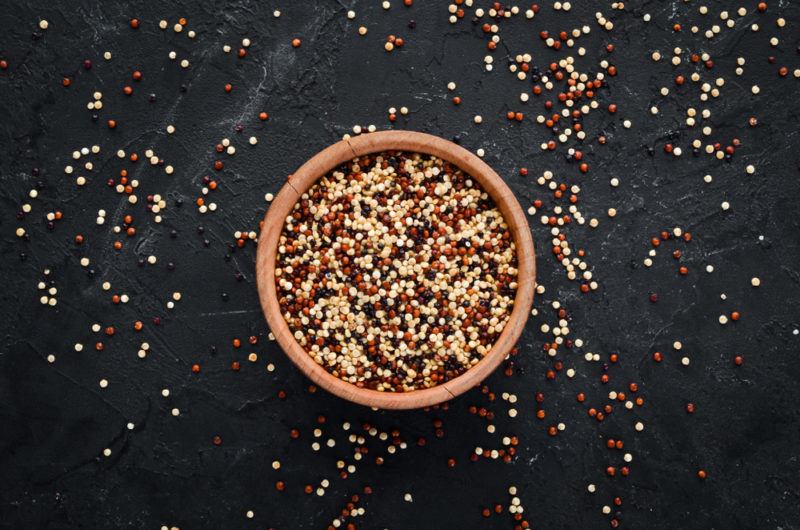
[[276, 151, 518, 392]]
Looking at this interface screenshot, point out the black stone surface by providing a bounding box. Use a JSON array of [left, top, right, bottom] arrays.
[[1, 1, 800, 528]]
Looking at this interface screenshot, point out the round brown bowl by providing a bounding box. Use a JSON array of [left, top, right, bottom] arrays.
[[256, 130, 535, 409]]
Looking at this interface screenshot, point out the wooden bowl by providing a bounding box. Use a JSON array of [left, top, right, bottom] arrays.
[[256, 130, 535, 409]]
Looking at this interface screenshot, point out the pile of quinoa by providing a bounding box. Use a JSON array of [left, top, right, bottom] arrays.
[[276, 152, 518, 392]]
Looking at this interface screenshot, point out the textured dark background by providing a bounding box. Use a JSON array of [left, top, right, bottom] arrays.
[[2, 1, 800, 528]]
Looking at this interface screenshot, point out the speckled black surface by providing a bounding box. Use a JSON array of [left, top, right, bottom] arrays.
[[2, 1, 800, 529]]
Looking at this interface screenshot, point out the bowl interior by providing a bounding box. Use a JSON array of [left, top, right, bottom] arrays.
[[256, 130, 535, 409]]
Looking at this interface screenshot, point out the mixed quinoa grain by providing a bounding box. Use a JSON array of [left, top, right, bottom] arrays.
[[276, 152, 518, 391]]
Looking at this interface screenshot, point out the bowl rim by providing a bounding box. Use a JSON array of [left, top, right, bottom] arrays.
[[256, 130, 535, 409]]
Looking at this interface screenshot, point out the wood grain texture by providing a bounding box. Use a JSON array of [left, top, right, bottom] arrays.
[[256, 130, 536, 409]]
